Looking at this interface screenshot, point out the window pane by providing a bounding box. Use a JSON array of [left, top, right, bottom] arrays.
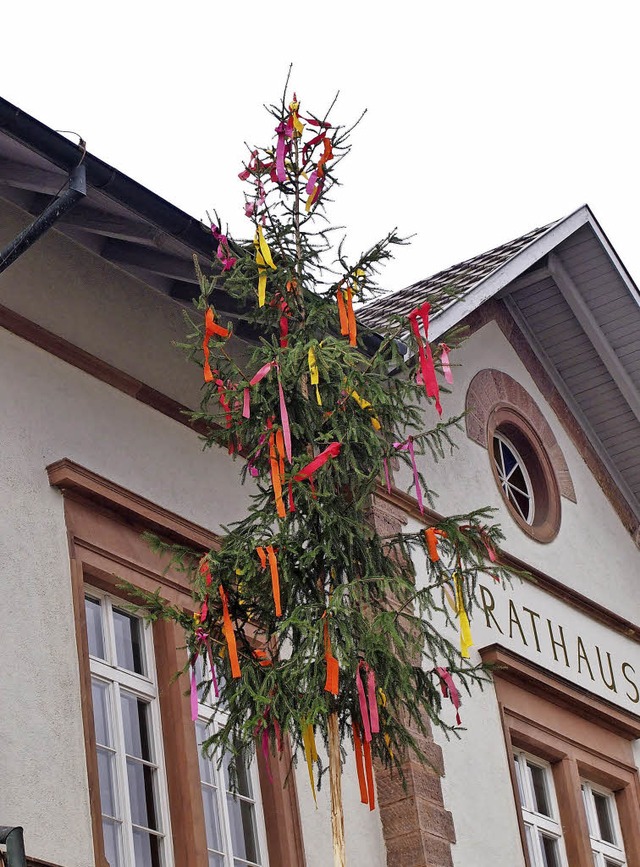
[[540, 833, 561, 867], [593, 792, 616, 844], [201, 785, 224, 852], [528, 762, 552, 817], [121, 692, 152, 761], [227, 794, 259, 863], [113, 607, 145, 675], [196, 720, 216, 784], [86, 597, 106, 660], [92, 679, 112, 747], [97, 747, 118, 818], [524, 823, 536, 864], [102, 817, 122, 867], [209, 855, 225, 867], [224, 754, 253, 798], [127, 759, 158, 830], [132, 827, 161, 867]]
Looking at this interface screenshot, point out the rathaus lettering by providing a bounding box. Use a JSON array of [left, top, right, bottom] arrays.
[[479, 584, 639, 705]]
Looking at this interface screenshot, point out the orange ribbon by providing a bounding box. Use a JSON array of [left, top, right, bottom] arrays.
[[256, 546, 267, 570], [219, 584, 241, 678], [425, 527, 448, 562], [363, 738, 375, 811], [203, 308, 230, 382], [266, 545, 282, 617], [323, 617, 339, 695], [345, 285, 357, 347], [336, 287, 349, 337], [352, 721, 369, 805], [268, 429, 286, 519]]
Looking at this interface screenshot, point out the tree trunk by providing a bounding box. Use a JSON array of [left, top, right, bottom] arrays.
[[328, 711, 346, 867]]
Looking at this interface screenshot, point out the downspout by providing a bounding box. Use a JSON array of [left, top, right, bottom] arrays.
[[0, 826, 26, 867], [0, 163, 86, 274]]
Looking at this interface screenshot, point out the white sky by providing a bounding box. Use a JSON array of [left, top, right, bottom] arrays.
[[2, 1, 639, 294]]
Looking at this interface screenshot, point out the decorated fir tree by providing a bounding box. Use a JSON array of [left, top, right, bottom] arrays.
[[136, 88, 510, 867]]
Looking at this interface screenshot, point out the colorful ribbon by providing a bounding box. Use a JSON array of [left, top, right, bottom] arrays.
[[277, 369, 292, 464], [394, 437, 424, 514], [190, 658, 199, 722], [435, 666, 461, 725], [355, 661, 380, 743], [266, 545, 281, 617], [302, 722, 318, 806], [210, 225, 237, 271], [454, 572, 473, 659], [323, 617, 339, 696], [219, 584, 241, 678], [254, 226, 276, 306], [425, 527, 447, 562], [350, 390, 381, 430], [195, 626, 219, 698], [294, 442, 341, 482], [203, 308, 231, 382], [439, 343, 453, 384], [408, 303, 442, 416], [308, 347, 322, 405]]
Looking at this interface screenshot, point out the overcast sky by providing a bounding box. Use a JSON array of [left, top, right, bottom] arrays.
[[2, 2, 639, 294]]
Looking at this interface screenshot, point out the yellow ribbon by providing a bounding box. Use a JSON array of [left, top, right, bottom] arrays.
[[289, 101, 304, 137], [350, 390, 381, 430], [308, 347, 322, 405], [254, 227, 276, 307], [302, 722, 318, 806], [454, 572, 473, 658]]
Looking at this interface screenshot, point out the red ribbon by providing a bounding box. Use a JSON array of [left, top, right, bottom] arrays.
[[355, 661, 379, 742], [408, 302, 442, 415], [323, 617, 339, 696], [294, 442, 341, 482], [210, 225, 237, 271]]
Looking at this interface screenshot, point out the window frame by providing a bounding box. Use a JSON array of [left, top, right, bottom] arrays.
[[85, 588, 174, 867], [482, 644, 640, 867], [581, 780, 627, 867], [513, 751, 568, 867], [50, 459, 305, 867]]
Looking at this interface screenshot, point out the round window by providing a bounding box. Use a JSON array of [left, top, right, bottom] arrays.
[[487, 406, 561, 543]]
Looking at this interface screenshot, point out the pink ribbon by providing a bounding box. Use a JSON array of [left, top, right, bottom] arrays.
[[439, 343, 453, 384], [277, 370, 292, 464], [356, 662, 379, 742], [250, 361, 275, 386], [247, 433, 267, 478], [243, 388, 251, 419], [306, 170, 318, 194], [435, 667, 461, 725], [190, 660, 198, 722], [394, 438, 424, 514], [355, 664, 371, 742], [383, 457, 392, 493]]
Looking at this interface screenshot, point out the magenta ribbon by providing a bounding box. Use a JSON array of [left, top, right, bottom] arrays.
[[394, 438, 424, 514], [190, 661, 198, 722], [439, 343, 453, 384], [243, 388, 251, 419], [275, 122, 287, 182], [211, 225, 236, 271], [366, 666, 380, 734], [243, 362, 276, 422], [435, 667, 461, 725], [383, 457, 392, 493], [247, 433, 267, 478], [306, 170, 318, 194]]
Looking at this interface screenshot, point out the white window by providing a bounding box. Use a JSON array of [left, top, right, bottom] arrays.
[[85, 592, 173, 867], [581, 781, 627, 867], [195, 656, 269, 867], [493, 432, 535, 524], [513, 752, 568, 867]]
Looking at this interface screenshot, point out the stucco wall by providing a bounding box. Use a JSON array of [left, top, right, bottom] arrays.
[[398, 319, 640, 619]]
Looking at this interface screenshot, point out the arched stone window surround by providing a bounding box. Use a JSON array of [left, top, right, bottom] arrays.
[[466, 370, 576, 543]]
